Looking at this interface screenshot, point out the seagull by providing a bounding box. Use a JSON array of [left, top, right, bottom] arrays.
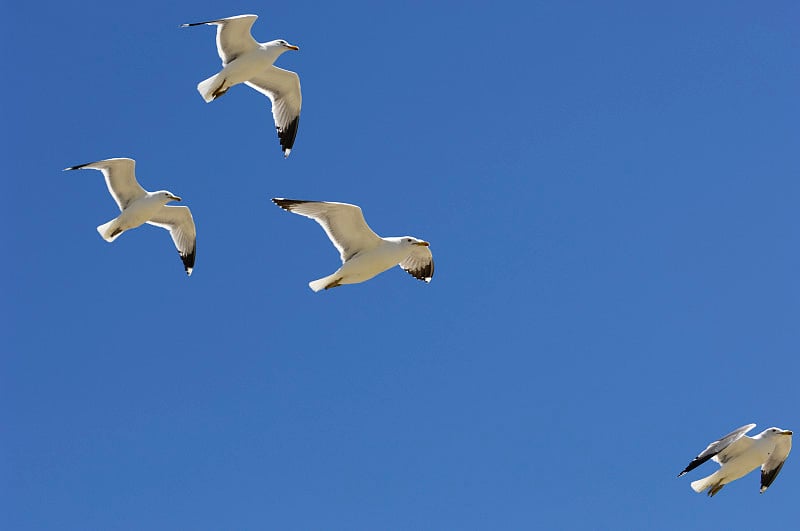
[[678, 423, 792, 496], [181, 14, 302, 158], [272, 198, 434, 292], [64, 158, 196, 276]]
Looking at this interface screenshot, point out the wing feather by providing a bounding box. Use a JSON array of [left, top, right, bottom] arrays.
[[400, 247, 434, 282], [64, 157, 147, 210], [677, 423, 756, 477], [246, 67, 302, 156], [182, 14, 259, 65], [272, 199, 382, 262], [760, 435, 792, 493], [147, 205, 197, 276]]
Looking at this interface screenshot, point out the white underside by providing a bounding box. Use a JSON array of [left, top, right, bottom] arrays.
[[309, 243, 413, 292], [98, 195, 167, 242], [197, 49, 277, 102]]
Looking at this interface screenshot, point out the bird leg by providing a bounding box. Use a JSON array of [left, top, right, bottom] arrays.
[[212, 80, 229, 100], [324, 278, 343, 290]]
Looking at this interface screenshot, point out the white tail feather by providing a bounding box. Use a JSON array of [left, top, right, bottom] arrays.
[[309, 274, 339, 292], [96, 219, 122, 242], [690, 475, 714, 493], [197, 73, 224, 103]]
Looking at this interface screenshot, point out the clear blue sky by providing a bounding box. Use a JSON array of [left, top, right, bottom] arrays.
[[3, 1, 799, 529]]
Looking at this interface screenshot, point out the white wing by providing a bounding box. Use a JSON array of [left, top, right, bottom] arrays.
[[64, 157, 146, 211], [181, 14, 258, 65], [246, 67, 302, 157], [678, 423, 756, 477], [147, 205, 197, 276], [761, 434, 792, 493], [272, 199, 382, 262], [400, 246, 434, 283]]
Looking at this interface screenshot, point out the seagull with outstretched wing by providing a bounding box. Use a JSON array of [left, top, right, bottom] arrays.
[[182, 14, 302, 158]]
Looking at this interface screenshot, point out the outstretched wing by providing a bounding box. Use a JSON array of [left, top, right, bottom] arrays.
[[761, 435, 792, 493], [677, 423, 756, 477], [182, 14, 259, 65], [272, 198, 382, 262], [400, 246, 434, 283], [246, 66, 302, 157], [64, 157, 147, 211], [147, 205, 197, 276]]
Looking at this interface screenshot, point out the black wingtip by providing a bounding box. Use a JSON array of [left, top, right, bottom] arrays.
[[276, 116, 299, 157], [64, 162, 90, 171], [272, 198, 309, 211], [180, 245, 196, 276]]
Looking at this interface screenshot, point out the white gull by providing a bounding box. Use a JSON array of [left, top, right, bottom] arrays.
[[272, 198, 434, 292], [182, 14, 301, 158], [64, 158, 196, 276], [678, 423, 792, 496]]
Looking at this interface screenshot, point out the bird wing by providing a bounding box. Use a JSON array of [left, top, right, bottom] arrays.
[[400, 246, 434, 283], [677, 423, 756, 477], [272, 199, 382, 262], [64, 157, 146, 211], [182, 14, 259, 65], [760, 435, 792, 493], [246, 67, 302, 157], [147, 205, 197, 276]]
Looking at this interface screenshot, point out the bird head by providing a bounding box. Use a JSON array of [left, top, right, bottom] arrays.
[[157, 191, 182, 204], [763, 427, 793, 438], [394, 236, 430, 248], [270, 39, 300, 52]]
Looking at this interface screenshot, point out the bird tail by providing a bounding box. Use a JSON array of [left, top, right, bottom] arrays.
[[197, 73, 226, 103], [309, 274, 342, 292], [97, 219, 123, 242], [690, 473, 721, 495]]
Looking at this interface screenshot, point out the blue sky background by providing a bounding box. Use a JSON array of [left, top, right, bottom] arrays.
[[3, 1, 799, 529]]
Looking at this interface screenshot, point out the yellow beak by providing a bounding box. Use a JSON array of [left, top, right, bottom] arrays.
[[286, 44, 299, 51], [414, 241, 430, 247]]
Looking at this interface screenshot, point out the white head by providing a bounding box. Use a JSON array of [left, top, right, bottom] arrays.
[[387, 236, 430, 248], [154, 190, 182, 204], [759, 427, 793, 439], [268, 39, 300, 53]]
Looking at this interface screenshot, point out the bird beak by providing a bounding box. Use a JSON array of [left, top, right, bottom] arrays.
[[414, 241, 430, 247], [286, 44, 299, 51], [780, 430, 793, 435], [169, 194, 182, 202]]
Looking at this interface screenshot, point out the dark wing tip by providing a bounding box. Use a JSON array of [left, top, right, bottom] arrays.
[[404, 258, 434, 283], [678, 454, 714, 477], [180, 21, 209, 27], [272, 198, 310, 212], [64, 162, 90, 171], [276, 116, 299, 157], [761, 461, 786, 493], [180, 245, 196, 276]]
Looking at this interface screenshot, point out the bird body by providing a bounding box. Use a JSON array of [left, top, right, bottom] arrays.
[[272, 198, 434, 292], [97, 190, 181, 242], [65, 158, 197, 276], [309, 237, 425, 292], [678, 424, 792, 496]]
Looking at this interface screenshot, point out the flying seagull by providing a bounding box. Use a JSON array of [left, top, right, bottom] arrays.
[[64, 158, 196, 276], [678, 423, 792, 496], [181, 14, 302, 158], [272, 198, 434, 292]]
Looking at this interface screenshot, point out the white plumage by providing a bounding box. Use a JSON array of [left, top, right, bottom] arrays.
[[678, 423, 792, 496], [272, 198, 434, 292], [64, 158, 196, 276], [182, 14, 302, 158]]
